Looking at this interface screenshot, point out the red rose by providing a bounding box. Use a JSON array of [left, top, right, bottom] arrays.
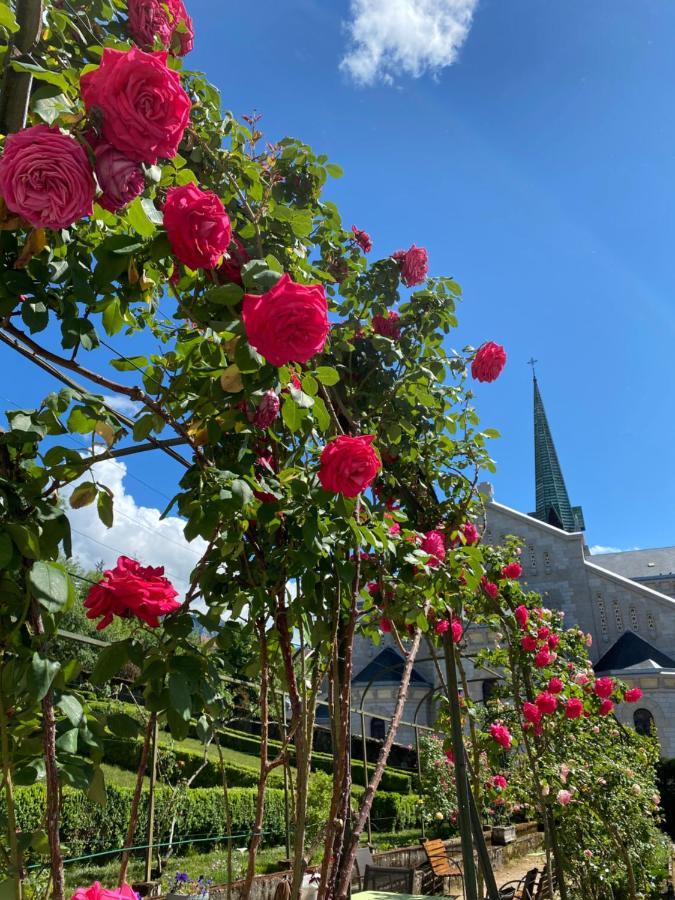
[[216, 236, 250, 285], [421, 530, 446, 567], [128, 0, 194, 56], [598, 699, 614, 717], [471, 341, 507, 383], [489, 723, 512, 750], [594, 677, 614, 699], [242, 273, 329, 366], [380, 617, 392, 633], [372, 311, 401, 340], [548, 633, 560, 649], [81, 47, 191, 164], [515, 605, 529, 629], [392, 244, 428, 287], [624, 687, 643, 703], [83, 556, 180, 630], [163, 183, 231, 270], [521, 634, 537, 652], [319, 434, 381, 498], [351, 224, 372, 253], [435, 619, 450, 636], [451, 619, 463, 644], [523, 702, 541, 725], [535, 692, 558, 715], [94, 142, 145, 212], [534, 646, 552, 668], [501, 562, 523, 580], [481, 576, 499, 600], [548, 677, 564, 694], [538, 626, 550, 640], [0, 125, 95, 229], [565, 698, 584, 719]]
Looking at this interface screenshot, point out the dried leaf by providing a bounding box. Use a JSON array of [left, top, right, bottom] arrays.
[[15, 229, 47, 269], [220, 365, 244, 393]]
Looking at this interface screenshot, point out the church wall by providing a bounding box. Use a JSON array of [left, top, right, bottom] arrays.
[[613, 680, 675, 759]]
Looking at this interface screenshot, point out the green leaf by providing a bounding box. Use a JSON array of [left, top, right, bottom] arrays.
[[70, 482, 98, 510], [168, 673, 191, 721], [0, 5, 19, 31], [301, 374, 318, 397], [102, 299, 125, 336], [86, 767, 107, 806], [126, 198, 157, 238], [58, 695, 84, 726], [240, 260, 283, 293], [312, 396, 330, 432], [25, 654, 60, 703], [107, 712, 142, 738], [97, 488, 114, 528], [29, 561, 70, 613], [325, 163, 344, 178], [314, 366, 340, 386], [10, 62, 69, 91], [6, 524, 40, 560], [0, 533, 14, 568], [282, 398, 303, 432], [56, 728, 79, 754], [109, 355, 148, 372], [31, 92, 73, 125], [204, 284, 243, 306], [91, 643, 128, 684]]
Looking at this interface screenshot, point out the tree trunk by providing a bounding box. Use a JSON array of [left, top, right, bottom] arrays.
[[0, 683, 22, 900], [118, 712, 156, 886]]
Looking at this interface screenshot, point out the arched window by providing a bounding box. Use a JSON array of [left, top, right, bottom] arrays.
[[633, 708, 655, 737], [370, 718, 386, 741], [482, 679, 498, 703]]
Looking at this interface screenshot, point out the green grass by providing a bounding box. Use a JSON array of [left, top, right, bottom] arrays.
[[100, 763, 150, 790], [155, 733, 271, 773]]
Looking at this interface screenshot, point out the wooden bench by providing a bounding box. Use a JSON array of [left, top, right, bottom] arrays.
[[422, 839, 464, 896]]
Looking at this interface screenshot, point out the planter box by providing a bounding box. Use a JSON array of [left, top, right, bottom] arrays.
[[491, 825, 517, 845], [167, 893, 209, 900], [131, 883, 160, 898]]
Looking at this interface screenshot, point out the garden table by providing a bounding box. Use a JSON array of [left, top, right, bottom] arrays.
[[352, 892, 459, 900]]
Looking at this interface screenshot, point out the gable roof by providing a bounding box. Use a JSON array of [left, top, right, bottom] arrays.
[[352, 647, 431, 686], [590, 546, 675, 580], [594, 631, 675, 673]]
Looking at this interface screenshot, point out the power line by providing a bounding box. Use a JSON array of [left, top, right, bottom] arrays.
[[69, 527, 188, 586]]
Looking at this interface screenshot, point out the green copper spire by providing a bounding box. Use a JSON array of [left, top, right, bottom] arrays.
[[532, 374, 585, 532]]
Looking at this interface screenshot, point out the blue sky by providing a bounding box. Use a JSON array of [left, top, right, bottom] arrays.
[[3, 0, 674, 582]]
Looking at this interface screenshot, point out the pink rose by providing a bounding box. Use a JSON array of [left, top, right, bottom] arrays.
[[594, 677, 614, 699], [491, 774, 508, 791], [380, 617, 392, 633], [216, 236, 249, 285], [547, 677, 564, 694], [548, 633, 560, 649], [435, 619, 450, 636], [351, 224, 372, 253], [598, 699, 614, 717], [421, 530, 446, 567], [242, 273, 328, 367], [460, 521, 479, 545], [392, 244, 428, 286], [163, 183, 231, 270], [481, 576, 499, 600], [536, 692, 558, 715], [128, 0, 194, 56], [248, 390, 280, 429], [372, 311, 401, 340], [521, 635, 538, 652], [573, 672, 590, 686], [624, 687, 643, 703], [489, 723, 512, 750], [523, 702, 541, 726], [514, 605, 529, 629], [501, 562, 523, 579], [534, 646, 552, 668], [84, 556, 179, 630], [471, 342, 507, 383], [557, 790, 572, 806], [81, 47, 191, 164], [0, 125, 95, 229], [71, 882, 137, 900], [94, 142, 144, 212], [319, 434, 381, 498], [451, 619, 463, 644], [565, 698, 584, 719]]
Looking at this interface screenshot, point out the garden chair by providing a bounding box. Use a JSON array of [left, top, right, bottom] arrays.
[[421, 838, 464, 896], [488, 866, 539, 900], [353, 847, 414, 892], [363, 864, 415, 893], [531, 864, 558, 900]]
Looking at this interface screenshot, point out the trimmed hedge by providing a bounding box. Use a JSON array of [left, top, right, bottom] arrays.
[[12, 782, 288, 861], [369, 791, 421, 832]]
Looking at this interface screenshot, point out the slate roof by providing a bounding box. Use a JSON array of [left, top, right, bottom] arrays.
[[591, 547, 675, 580], [352, 647, 431, 686], [594, 631, 675, 673]]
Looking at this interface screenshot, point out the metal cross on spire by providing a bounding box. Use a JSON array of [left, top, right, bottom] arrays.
[[527, 357, 538, 379]]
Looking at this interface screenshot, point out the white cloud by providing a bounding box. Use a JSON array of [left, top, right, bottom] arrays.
[[100, 394, 143, 418], [340, 0, 478, 86], [62, 457, 207, 599], [589, 545, 640, 555]]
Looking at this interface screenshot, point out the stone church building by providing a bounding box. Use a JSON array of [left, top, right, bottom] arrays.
[[350, 376, 675, 758]]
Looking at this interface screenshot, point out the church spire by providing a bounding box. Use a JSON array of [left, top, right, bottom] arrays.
[[532, 373, 585, 533]]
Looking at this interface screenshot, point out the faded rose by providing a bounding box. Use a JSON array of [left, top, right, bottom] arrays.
[[242, 274, 328, 366], [163, 183, 231, 270], [351, 224, 372, 253], [84, 555, 179, 629], [94, 143, 144, 212], [372, 311, 401, 340], [216, 236, 250, 285], [128, 0, 194, 56], [319, 434, 381, 498], [248, 390, 280, 429], [471, 341, 507, 383], [81, 47, 191, 164], [392, 244, 428, 287], [0, 125, 95, 229]]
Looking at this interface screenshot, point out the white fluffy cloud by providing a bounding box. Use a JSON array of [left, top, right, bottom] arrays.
[[589, 545, 640, 555], [63, 456, 207, 599], [340, 0, 478, 86]]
